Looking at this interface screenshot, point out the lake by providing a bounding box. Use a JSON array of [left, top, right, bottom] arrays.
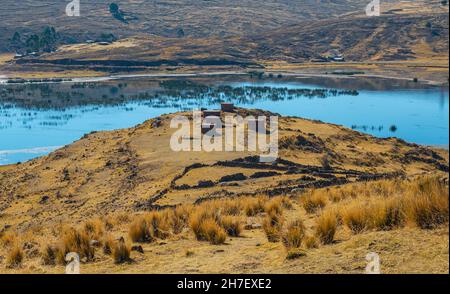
[[0, 76, 448, 165]]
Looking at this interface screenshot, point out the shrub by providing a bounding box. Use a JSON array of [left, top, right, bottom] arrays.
[[6, 245, 23, 268], [315, 210, 337, 244], [220, 216, 243, 237], [282, 220, 306, 249]]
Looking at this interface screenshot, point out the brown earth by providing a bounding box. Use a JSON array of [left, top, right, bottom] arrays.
[[0, 108, 448, 274], [0, 108, 448, 231]]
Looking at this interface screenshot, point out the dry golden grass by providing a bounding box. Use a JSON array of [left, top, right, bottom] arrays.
[[102, 235, 114, 255], [243, 196, 266, 216], [341, 201, 370, 234], [370, 197, 405, 230], [41, 244, 57, 265], [83, 218, 105, 240], [217, 198, 242, 216], [340, 176, 449, 233], [198, 218, 227, 245], [112, 239, 131, 264], [0, 176, 448, 273], [129, 216, 153, 243], [405, 178, 449, 229], [282, 220, 306, 249], [315, 209, 338, 244], [285, 248, 308, 260], [114, 212, 131, 225], [264, 197, 284, 216], [303, 235, 319, 249], [59, 227, 95, 262], [220, 215, 243, 237], [407, 196, 448, 229], [302, 190, 328, 213], [129, 207, 193, 242], [328, 186, 358, 202], [172, 205, 193, 234], [280, 196, 293, 209], [189, 204, 222, 240], [6, 244, 23, 268], [144, 211, 171, 239], [263, 211, 284, 242], [0, 232, 17, 248], [103, 216, 115, 231]]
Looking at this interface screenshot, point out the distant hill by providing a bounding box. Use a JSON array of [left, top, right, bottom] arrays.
[[6, 12, 448, 69], [0, 0, 448, 78], [241, 13, 449, 62], [0, 0, 396, 52]]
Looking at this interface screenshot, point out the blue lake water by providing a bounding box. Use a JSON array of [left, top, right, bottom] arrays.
[[0, 78, 448, 165]]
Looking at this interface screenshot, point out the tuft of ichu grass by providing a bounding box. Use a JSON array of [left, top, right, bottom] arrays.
[[6, 244, 24, 268], [302, 190, 328, 214], [220, 215, 243, 237], [282, 220, 306, 249], [263, 211, 284, 242], [315, 209, 337, 244]]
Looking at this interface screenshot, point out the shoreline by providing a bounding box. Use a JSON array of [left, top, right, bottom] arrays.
[[0, 109, 448, 168], [1, 69, 448, 166], [1, 70, 448, 87]]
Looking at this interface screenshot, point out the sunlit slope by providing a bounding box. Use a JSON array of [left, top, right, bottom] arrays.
[[0, 108, 447, 231]]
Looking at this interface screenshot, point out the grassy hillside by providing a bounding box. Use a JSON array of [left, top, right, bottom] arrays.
[[0, 106, 448, 273], [0, 108, 447, 230], [1, 11, 447, 81], [0, 0, 447, 82], [243, 13, 449, 62], [12, 13, 448, 62], [0, 0, 389, 52], [1, 175, 448, 273]]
